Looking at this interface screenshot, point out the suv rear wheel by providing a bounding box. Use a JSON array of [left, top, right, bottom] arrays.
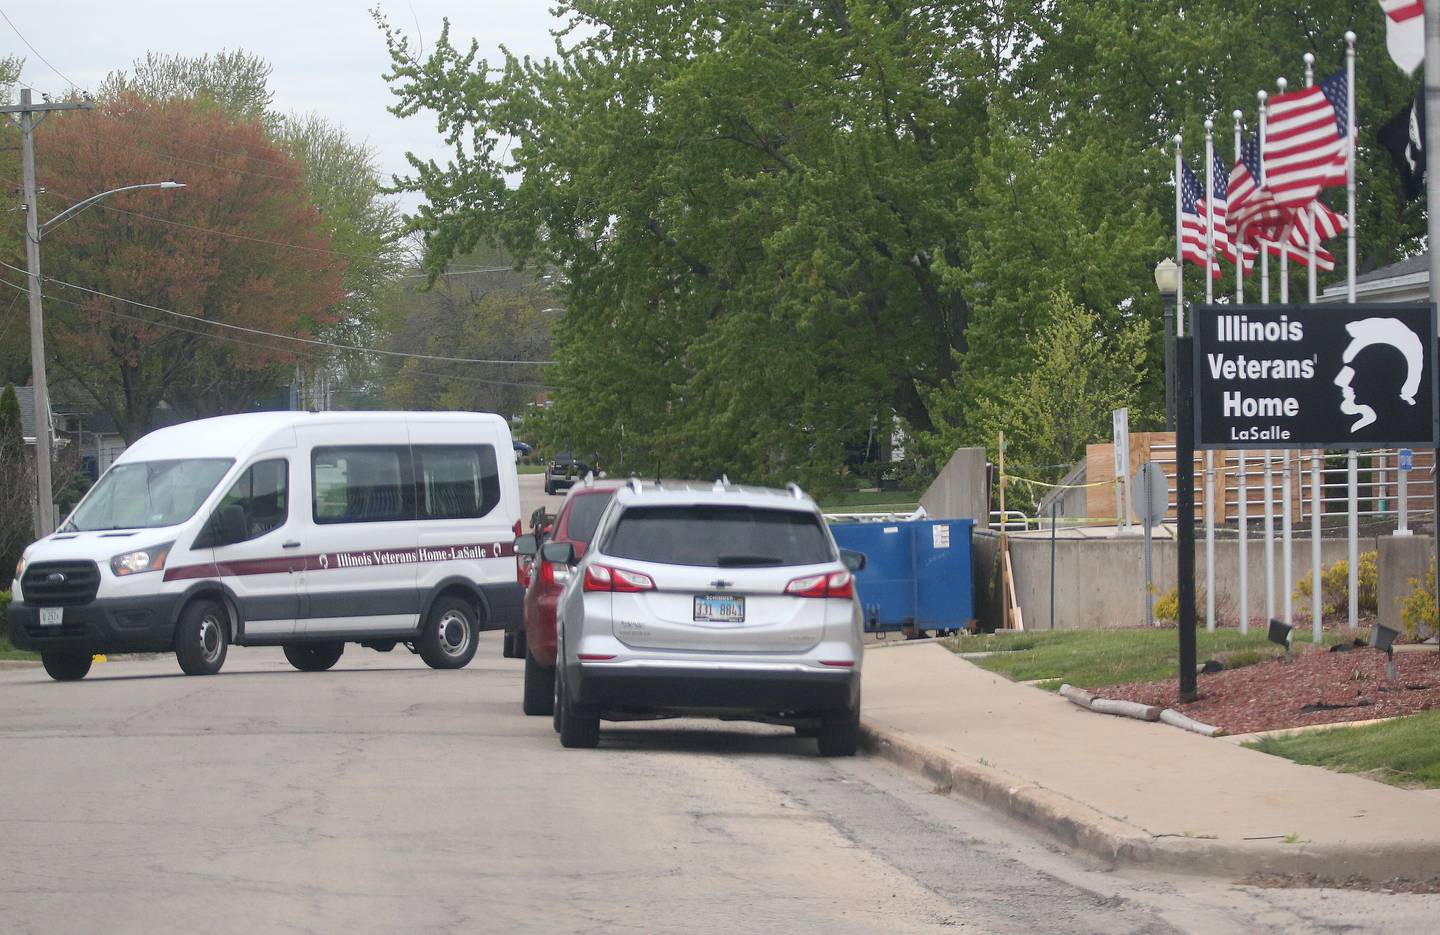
[[41, 651, 92, 681], [816, 689, 860, 757], [523, 649, 554, 716], [556, 667, 599, 748], [419, 596, 479, 669]]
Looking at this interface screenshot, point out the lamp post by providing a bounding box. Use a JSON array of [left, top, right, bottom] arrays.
[[1154, 258, 1180, 431], [23, 179, 185, 535]]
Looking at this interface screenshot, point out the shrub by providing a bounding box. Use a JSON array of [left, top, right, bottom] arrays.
[[1153, 582, 1212, 624], [1399, 568, 1437, 641], [1294, 551, 1378, 621]]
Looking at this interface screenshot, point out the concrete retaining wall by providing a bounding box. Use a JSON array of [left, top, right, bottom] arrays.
[[976, 528, 1382, 631], [1378, 535, 1435, 639]]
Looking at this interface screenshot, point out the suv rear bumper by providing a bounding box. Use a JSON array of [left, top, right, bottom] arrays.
[[7, 594, 183, 653], [570, 662, 858, 716]]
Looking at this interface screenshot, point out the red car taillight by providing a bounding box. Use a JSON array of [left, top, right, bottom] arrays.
[[583, 563, 655, 593], [785, 570, 854, 599]]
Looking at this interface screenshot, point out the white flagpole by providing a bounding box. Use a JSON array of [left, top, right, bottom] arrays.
[[1345, 31, 1359, 632], [1304, 51, 1320, 639], [1202, 118, 1217, 631], [1261, 85, 1277, 625], [1205, 119, 1216, 304], [1175, 133, 1185, 313], [1258, 90, 1271, 306]]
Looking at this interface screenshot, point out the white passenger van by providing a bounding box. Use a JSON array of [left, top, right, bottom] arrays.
[[7, 411, 523, 681]]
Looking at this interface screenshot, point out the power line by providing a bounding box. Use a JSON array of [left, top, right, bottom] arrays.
[[0, 258, 554, 365], [0, 275, 554, 389], [0, 7, 85, 93]]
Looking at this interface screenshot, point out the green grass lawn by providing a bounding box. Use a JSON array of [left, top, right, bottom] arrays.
[[518, 463, 546, 475], [817, 489, 921, 512], [1246, 711, 1440, 788], [943, 628, 1335, 691]]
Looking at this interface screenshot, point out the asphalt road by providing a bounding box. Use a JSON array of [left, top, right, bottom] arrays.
[[5, 642, 1440, 935]]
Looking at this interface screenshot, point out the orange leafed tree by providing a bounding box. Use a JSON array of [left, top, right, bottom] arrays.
[[32, 93, 346, 442]]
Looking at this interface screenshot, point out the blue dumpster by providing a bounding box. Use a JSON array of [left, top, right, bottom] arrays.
[[828, 519, 974, 634]]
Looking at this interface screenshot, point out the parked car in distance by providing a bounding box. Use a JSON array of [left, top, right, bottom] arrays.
[[513, 440, 533, 457], [544, 451, 593, 496], [511, 476, 622, 712], [545, 478, 866, 755], [8, 411, 524, 681]]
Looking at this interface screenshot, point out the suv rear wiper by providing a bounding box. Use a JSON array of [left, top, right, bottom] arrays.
[[715, 554, 784, 567]]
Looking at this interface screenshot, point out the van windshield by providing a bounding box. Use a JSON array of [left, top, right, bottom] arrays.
[[61, 459, 234, 532]]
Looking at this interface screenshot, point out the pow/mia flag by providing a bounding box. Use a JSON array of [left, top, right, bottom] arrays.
[[1378, 89, 1426, 202]]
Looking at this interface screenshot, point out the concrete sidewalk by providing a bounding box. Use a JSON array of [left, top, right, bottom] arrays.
[[860, 642, 1440, 880]]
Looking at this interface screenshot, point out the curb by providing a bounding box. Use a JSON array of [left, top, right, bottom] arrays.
[[859, 719, 1440, 880], [0, 659, 42, 671]]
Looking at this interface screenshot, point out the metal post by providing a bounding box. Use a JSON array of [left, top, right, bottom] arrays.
[[1264, 451, 1275, 620], [1050, 502, 1057, 630], [1205, 450, 1216, 631], [1162, 292, 1176, 431], [1282, 451, 1293, 625], [1348, 450, 1359, 630], [1311, 451, 1323, 642], [1173, 134, 1185, 317], [17, 89, 54, 536], [1423, 4, 1440, 647], [1177, 335, 1198, 701], [1238, 453, 1249, 633], [1345, 32, 1360, 633], [1399, 456, 1411, 536]]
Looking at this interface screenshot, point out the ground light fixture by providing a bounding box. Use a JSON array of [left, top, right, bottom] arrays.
[[1267, 618, 1293, 664], [1371, 622, 1401, 684]]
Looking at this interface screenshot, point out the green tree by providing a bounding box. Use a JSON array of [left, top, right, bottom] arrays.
[[100, 50, 276, 129], [0, 383, 32, 574], [951, 292, 1150, 511]]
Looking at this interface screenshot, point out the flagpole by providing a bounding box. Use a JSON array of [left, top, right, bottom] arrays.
[[1304, 50, 1322, 642], [1205, 119, 1215, 304], [1202, 117, 1217, 633], [1345, 30, 1359, 633], [1212, 108, 1243, 634], [1175, 133, 1185, 314], [1258, 90, 1270, 306], [1261, 84, 1281, 625], [1424, 4, 1440, 653]]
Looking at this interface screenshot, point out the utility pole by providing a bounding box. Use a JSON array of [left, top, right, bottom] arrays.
[[2, 90, 95, 535]]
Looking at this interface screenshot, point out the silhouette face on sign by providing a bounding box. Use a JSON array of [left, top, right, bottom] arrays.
[[1333, 317, 1424, 432]]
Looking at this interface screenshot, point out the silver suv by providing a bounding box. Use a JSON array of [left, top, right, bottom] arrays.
[[543, 479, 866, 755]]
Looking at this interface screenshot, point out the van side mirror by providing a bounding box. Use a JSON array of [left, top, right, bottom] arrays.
[[514, 534, 539, 558], [840, 549, 867, 573], [542, 541, 576, 567], [198, 503, 248, 549]]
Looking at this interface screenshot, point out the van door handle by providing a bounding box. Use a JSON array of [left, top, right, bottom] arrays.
[[282, 541, 301, 549]]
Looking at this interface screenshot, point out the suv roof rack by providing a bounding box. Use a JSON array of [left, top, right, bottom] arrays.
[[786, 482, 805, 500], [627, 476, 644, 495], [583, 471, 595, 489], [712, 474, 731, 492]]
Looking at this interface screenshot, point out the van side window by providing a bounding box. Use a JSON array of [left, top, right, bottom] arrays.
[[212, 459, 289, 543], [414, 445, 501, 520], [312, 447, 415, 524]]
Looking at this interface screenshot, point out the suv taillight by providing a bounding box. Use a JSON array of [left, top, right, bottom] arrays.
[[785, 570, 854, 599], [583, 563, 655, 593]]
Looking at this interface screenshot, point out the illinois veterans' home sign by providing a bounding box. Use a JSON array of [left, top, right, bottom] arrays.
[[1193, 304, 1438, 450]]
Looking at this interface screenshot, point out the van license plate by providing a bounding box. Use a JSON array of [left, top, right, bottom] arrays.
[[39, 607, 63, 627], [694, 594, 744, 623]]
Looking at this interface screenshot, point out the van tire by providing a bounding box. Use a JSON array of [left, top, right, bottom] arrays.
[[283, 641, 344, 672], [523, 649, 554, 716], [557, 668, 599, 748], [419, 596, 478, 669], [512, 628, 528, 658], [816, 690, 860, 757], [41, 651, 92, 681], [175, 598, 228, 676], [544, 478, 555, 496]]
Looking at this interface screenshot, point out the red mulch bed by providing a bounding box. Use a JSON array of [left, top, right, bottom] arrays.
[[1101, 648, 1440, 735]]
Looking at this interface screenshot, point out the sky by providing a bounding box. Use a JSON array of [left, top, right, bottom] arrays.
[[2, 0, 566, 214]]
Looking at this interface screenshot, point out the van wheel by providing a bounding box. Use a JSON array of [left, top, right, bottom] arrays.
[[41, 651, 92, 681], [817, 689, 860, 757], [419, 596, 478, 669], [175, 598, 228, 676], [283, 641, 344, 672], [543, 479, 554, 495], [523, 650, 555, 716], [557, 667, 599, 748]]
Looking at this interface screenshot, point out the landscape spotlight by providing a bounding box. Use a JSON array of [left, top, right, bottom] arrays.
[[1267, 618, 1293, 663], [1371, 623, 1401, 684]]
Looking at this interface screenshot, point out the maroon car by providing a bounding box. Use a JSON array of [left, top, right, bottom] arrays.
[[515, 480, 620, 715]]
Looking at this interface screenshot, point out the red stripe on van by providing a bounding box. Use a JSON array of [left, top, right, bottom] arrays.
[[162, 541, 516, 582]]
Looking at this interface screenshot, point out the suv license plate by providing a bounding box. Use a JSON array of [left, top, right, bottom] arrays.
[[40, 606, 63, 627], [694, 594, 744, 623]]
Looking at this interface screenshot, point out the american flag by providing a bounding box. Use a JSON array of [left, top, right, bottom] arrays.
[[1227, 133, 1283, 244], [1179, 159, 1220, 276], [1380, 1, 1425, 74], [1203, 150, 1256, 269], [1262, 72, 1349, 214], [1264, 201, 1346, 270]]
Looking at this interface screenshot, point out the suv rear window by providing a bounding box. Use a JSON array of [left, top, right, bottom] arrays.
[[604, 505, 832, 567], [563, 491, 616, 545]]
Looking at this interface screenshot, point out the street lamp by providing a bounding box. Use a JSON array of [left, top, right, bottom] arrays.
[[23, 179, 186, 535], [1155, 258, 1180, 431]]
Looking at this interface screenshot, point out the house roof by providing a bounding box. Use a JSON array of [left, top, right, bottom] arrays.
[[1355, 252, 1429, 285]]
